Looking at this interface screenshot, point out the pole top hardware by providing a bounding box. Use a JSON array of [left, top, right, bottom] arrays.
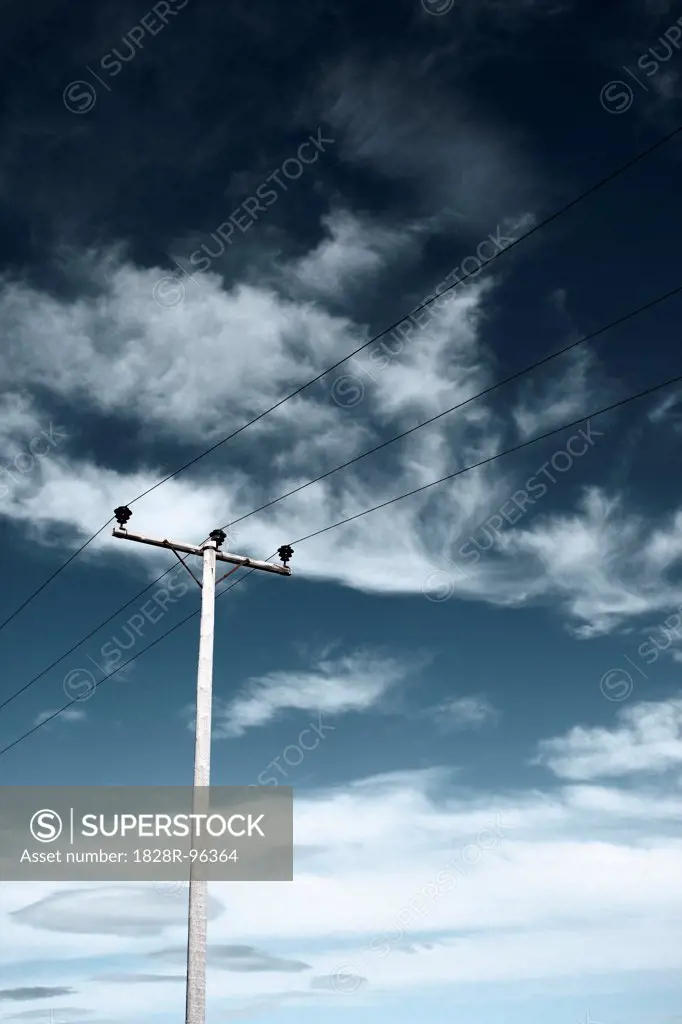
[[114, 506, 133, 528], [277, 544, 293, 566]]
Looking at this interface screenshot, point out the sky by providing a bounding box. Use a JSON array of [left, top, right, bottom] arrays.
[[1, 0, 682, 1022]]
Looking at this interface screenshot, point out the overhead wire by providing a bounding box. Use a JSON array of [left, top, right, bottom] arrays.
[[2, 280, 681, 713], [1, 368, 680, 759], [220, 281, 682, 533], [1, 121, 681, 635]]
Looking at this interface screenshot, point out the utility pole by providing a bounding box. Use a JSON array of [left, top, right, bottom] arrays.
[[111, 507, 293, 1024]]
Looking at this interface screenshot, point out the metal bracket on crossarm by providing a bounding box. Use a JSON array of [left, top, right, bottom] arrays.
[[166, 541, 243, 589], [169, 546, 203, 589]]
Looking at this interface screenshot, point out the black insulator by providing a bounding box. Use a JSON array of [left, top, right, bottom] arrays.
[[114, 506, 133, 527], [277, 544, 294, 565]]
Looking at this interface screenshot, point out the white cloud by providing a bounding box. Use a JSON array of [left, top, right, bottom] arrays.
[[563, 782, 682, 818], [427, 694, 500, 730], [366, 282, 493, 421], [1, 221, 682, 642], [9, 884, 224, 938], [512, 346, 602, 439], [212, 649, 412, 737], [649, 388, 682, 433], [282, 209, 420, 300], [32, 708, 86, 727], [501, 489, 682, 637], [0, 266, 358, 444], [644, 511, 682, 569], [2, 749, 682, 1020], [0, 392, 43, 455], [534, 696, 682, 780]]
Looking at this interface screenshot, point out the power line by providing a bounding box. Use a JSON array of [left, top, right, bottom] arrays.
[[0, 524, 113, 635], [0, 569, 256, 758], [3, 280, 680, 713], [1, 369, 680, 760], [220, 281, 682, 532], [1, 122, 680, 636], [0, 568, 177, 712], [289, 371, 682, 545]]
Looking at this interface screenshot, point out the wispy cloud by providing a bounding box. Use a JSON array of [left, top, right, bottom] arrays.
[[512, 347, 602, 439], [649, 388, 682, 431], [281, 208, 421, 300], [534, 696, 682, 780], [427, 695, 501, 730], [33, 708, 86, 727], [1, 223, 681, 645], [502, 489, 682, 637], [212, 649, 413, 738]]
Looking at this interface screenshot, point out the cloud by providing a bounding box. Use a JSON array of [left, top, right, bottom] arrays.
[[648, 389, 682, 430], [212, 649, 413, 737], [4, 1010, 91, 1021], [501, 489, 682, 637], [1, 228, 682, 643], [281, 209, 421, 300], [33, 708, 86, 727], [149, 944, 311, 972], [644, 511, 682, 570], [512, 347, 603, 439], [427, 695, 500, 730], [364, 279, 494, 421], [92, 974, 184, 984], [10, 886, 225, 937], [0, 262, 358, 444], [534, 696, 682, 780], [310, 972, 367, 991], [0, 988, 73, 1002], [0, 392, 44, 459], [563, 783, 682, 819], [1, 756, 682, 1017], [317, 57, 535, 227]]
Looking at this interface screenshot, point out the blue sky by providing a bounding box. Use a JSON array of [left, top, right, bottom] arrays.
[[1, 0, 682, 1022]]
